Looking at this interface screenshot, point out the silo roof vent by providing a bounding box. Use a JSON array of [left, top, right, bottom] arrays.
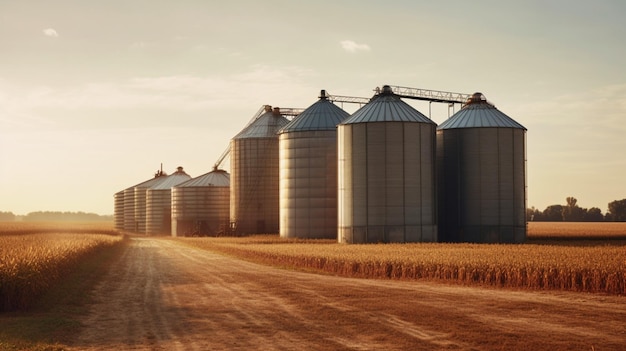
[[279, 89, 350, 133], [438, 93, 526, 130], [340, 85, 434, 125], [464, 92, 491, 107], [233, 109, 290, 139]]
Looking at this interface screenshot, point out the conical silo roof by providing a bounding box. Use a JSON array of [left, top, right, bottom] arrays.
[[279, 90, 350, 133], [341, 85, 435, 125], [149, 167, 192, 189], [233, 107, 289, 139], [130, 172, 168, 189], [176, 168, 230, 187], [438, 93, 526, 130]]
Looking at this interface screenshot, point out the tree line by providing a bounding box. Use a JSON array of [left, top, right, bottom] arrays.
[[0, 211, 113, 222], [2, 198, 625, 223], [527, 197, 626, 222]]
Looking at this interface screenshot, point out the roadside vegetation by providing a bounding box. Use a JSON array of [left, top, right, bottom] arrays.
[[0, 222, 124, 350]]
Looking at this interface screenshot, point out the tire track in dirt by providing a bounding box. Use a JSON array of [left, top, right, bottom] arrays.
[[69, 237, 626, 350]]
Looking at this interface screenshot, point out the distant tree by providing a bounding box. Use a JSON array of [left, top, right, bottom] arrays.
[[23, 211, 111, 222], [584, 207, 604, 222], [608, 199, 626, 221], [543, 205, 564, 221], [0, 211, 16, 221], [527, 207, 543, 221], [562, 197, 586, 222]]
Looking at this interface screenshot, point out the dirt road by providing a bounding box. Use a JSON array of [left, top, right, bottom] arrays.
[[70, 237, 626, 350]]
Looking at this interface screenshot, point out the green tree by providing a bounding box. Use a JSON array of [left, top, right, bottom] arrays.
[[608, 199, 626, 221]]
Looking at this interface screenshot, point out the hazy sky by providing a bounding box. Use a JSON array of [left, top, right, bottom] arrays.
[[1, 0, 625, 215]]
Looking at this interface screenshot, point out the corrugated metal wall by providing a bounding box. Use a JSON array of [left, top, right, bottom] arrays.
[[171, 186, 230, 236], [114, 191, 124, 231], [437, 128, 526, 243], [134, 187, 149, 233], [338, 121, 437, 243], [145, 168, 191, 235], [146, 188, 172, 235], [279, 130, 338, 239], [230, 137, 281, 234], [171, 170, 230, 237], [123, 188, 135, 232]]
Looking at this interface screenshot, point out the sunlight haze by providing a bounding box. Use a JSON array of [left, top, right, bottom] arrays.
[[1, 0, 625, 215]]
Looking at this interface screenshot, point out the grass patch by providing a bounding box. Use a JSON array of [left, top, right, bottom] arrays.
[[0, 237, 128, 351]]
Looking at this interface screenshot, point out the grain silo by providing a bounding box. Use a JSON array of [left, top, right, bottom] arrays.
[[171, 168, 230, 237], [134, 170, 169, 234], [146, 167, 191, 235], [123, 170, 167, 232], [338, 85, 437, 243], [114, 190, 124, 231], [278, 90, 350, 239], [437, 92, 526, 243], [230, 105, 290, 234]]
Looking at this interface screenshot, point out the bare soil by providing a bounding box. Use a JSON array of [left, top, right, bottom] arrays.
[[69, 237, 626, 350]]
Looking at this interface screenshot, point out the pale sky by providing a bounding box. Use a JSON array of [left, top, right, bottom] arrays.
[[1, 0, 625, 216]]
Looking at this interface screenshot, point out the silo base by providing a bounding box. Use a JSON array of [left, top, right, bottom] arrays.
[[339, 225, 438, 244], [442, 225, 526, 243]]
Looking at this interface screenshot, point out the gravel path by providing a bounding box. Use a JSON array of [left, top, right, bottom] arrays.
[[69, 237, 626, 350]]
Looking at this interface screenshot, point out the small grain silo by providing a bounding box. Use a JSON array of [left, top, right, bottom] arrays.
[[278, 90, 350, 239], [230, 105, 290, 234], [146, 166, 191, 235], [123, 171, 167, 232], [437, 93, 526, 243], [338, 85, 438, 243], [171, 168, 230, 237], [134, 170, 169, 234], [114, 190, 124, 231]]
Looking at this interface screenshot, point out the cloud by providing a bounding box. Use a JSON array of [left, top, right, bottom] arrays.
[[340, 40, 371, 53], [43, 28, 59, 37], [0, 64, 318, 130]]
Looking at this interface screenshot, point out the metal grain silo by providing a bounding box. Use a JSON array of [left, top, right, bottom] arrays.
[[171, 168, 230, 237], [437, 93, 527, 243], [114, 190, 124, 231], [134, 171, 169, 234], [146, 167, 191, 235], [278, 90, 350, 239], [123, 171, 167, 232], [230, 106, 289, 234], [338, 85, 438, 243]]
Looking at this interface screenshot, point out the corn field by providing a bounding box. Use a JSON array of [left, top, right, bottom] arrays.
[[181, 234, 626, 295], [0, 232, 122, 311]]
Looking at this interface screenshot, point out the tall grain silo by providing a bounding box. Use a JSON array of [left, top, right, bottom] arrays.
[[230, 105, 289, 234], [278, 90, 350, 239], [338, 85, 437, 243], [146, 166, 191, 235], [114, 190, 124, 231], [171, 168, 230, 237], [123, 171, 167, 232], [437, 93, 527, 243]]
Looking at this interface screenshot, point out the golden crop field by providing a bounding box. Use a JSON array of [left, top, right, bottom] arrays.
[[0, 223, 122, 311], [0, 221, 116, 236], [528, 221, 626, 238], [179, 223, 626, 295]]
